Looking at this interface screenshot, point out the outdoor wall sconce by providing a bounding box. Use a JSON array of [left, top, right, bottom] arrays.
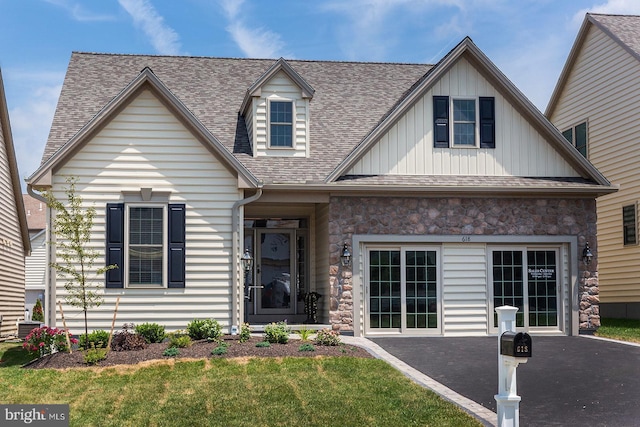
[[340, 242, 352, 267], [582, 242, 593, 265], [241, 249, 253, 271]]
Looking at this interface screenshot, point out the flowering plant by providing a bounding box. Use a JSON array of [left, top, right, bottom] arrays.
[[23, 326, 78, 357]]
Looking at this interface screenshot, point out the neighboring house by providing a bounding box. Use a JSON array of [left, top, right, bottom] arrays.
[[546, 13, 640, 320], [27, 38, 614, 337], [0, 69, 31, 337], [23, 194, 47, 319]]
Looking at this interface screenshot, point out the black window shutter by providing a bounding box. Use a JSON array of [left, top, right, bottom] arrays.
[[433, 96, 450, 148], [105, 203, 124, 288], [168, 204, 186, 288], [479, 97, 495, 148]]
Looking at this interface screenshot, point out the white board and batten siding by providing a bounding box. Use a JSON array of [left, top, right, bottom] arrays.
[[348, 57, 580, 178], [250, 71, 310, 158], [0, 129, 26, 336], [50, 89, 243, 333], [549, 25, 640, 302]]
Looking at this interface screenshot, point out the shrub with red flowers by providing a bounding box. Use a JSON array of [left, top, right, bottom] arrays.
[[22, 326, 78, 357]]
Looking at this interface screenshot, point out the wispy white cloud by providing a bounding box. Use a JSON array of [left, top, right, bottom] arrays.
[[43, 0, 115, 22], [4, 70, 64, 187], [572, 0, 640, 27], [117, 0, 182, 55], [219, 0, 289, 58]]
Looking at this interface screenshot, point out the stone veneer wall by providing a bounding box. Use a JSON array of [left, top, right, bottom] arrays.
[[328, 196, 599, 333]]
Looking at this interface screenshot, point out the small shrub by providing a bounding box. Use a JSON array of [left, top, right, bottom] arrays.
[[23, 326, 77, 357], [263, 321, 290, 344], [79, 330, 110, 349], [32, 299, 44, 322], [167, 331, 192, 349], [83, 347, 107, 365], [298, 343, 315, 352], [187, 319, 223, 341], [239, 322, 251, 343], [211, 343, 228, 355], [296, 326, 313, 341], [110, 323, 147, 352], [255, 341, 271, 348], [135, 323, 166, 343], [163, 347, 180, 357], [314, 328, 341, 346]]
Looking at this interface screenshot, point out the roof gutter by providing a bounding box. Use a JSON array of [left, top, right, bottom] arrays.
[[231, 184, 263, 330]]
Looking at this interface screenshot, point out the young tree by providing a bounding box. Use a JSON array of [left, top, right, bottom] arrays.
[[45, 176, 117, 349]]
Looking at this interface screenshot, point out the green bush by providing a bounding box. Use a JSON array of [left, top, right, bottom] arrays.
[[255, 341, 271, 348], [263, 321, 290, 344], [296, 326, 313, 341], [186, 319, 223, 341], [211, 343, 228, 355], [298, 343, 315, 352], [79, 330, 110, 349], [32, 299, 44, 322], [314, 328, 341, 346], [83, 347, 107, 365], [163, 347, 180, 357], [135, 323, 166, 343], [167, 332, 192, 349], [239, 322, 251, 343]]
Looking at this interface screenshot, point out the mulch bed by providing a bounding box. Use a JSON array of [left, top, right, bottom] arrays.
[[23, 335, 373, 369]]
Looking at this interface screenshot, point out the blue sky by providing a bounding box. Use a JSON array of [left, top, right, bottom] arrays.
[[2, 0, 640, 188]]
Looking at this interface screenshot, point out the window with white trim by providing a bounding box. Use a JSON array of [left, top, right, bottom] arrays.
[[562, 121, 587, 158], [127, 206, 166, 286], [269, 100, 293, 147], [433, 96, 495, 148]]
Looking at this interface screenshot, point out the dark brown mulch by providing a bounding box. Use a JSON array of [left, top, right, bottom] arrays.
[[23, 335, 373, 369]]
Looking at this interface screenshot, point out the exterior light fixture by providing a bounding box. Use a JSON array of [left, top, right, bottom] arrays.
[[340, 242, 352, 267], [241, 249, 253, 272], [582, 242, 593, 265]]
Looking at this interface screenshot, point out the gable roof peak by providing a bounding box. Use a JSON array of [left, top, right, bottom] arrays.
[[240, 57, 315, 114]]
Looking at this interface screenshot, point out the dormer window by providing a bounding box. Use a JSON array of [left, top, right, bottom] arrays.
[[270, 100, 293, 148]]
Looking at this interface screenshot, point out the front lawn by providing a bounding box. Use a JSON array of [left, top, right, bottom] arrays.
[[595, 318, 640, 343], [0, 342, 480, 426]]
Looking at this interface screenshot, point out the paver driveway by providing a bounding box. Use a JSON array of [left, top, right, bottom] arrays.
[[371, 336, 640, 427]]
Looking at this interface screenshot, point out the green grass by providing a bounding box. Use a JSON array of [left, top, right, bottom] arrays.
[[595, 318, 640, 343], [0, 342, 481, 426]]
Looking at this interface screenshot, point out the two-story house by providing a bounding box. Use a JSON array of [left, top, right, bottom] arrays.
[[27, 38, 614, 337], [547, 14, 640, 320]]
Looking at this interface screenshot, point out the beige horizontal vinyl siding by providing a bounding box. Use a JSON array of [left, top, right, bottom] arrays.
[[253, 71, 309, 157], [549, 25, 640, 302], [441, 244, 488, 336], [51, 89, 242, 333], [0, 130, 25, 336], [349, 57, 579, 177], [25, 231, 46, 289]]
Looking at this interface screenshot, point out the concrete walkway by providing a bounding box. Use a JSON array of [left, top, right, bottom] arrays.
[[346, 335, 640, 427]]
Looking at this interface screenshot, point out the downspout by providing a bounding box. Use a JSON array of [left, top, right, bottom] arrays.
[[27, 185, 54, 326], [231, 183, 263, 331]]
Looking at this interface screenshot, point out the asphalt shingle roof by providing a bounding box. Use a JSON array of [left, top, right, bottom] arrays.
[[589, 13, 640, 57], [43, 53, 431, 184]]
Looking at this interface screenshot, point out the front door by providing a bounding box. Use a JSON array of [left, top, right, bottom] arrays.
[[257, 230, 295, 314]]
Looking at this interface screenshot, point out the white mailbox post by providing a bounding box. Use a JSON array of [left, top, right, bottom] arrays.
[[494, 306, 531, 427]]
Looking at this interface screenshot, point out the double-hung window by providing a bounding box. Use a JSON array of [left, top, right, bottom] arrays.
[[270, 100, 293, 147], [561, 122, 587, 158], [106, 203, 185, 288], [433, 96, 495, 148], [623, 204, 638, 246]]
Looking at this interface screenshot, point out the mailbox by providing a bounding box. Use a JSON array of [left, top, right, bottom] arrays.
[[500, 331, 532, 357]]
